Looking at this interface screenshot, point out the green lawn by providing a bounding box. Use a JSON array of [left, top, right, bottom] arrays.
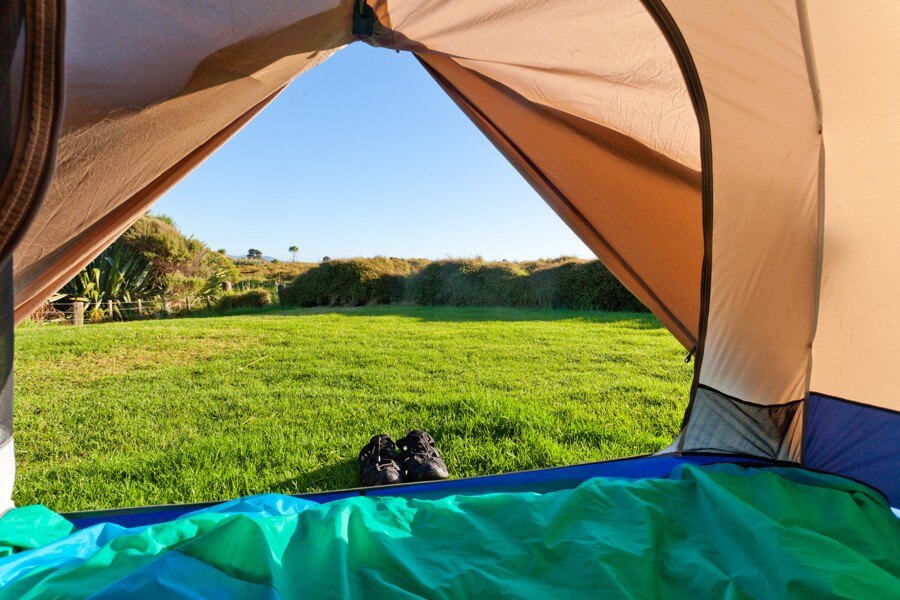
[[13, 306, 691, 512]]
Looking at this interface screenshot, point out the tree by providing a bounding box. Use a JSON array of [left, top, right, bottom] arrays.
[[289, 245, 299, 262], [247, 248, 263, 260]]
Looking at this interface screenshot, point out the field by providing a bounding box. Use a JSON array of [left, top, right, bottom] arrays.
[[13, 307, 691, 512]]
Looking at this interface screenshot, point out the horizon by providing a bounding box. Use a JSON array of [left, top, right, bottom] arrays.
[[152, 44, 594, 263], [221, 252, 591, 264]]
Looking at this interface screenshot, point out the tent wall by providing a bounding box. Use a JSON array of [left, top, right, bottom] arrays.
[[805, 3, 900, 413], [12, 0, 355, 322], [0, 0, 62, 264], [0, 258, 13, 514], [667, 0, 900, 501], [800, 3, 900, 503], [0, 0, 24, 181], [667, 1, 821, 463], [0, 2, 24, 481], [803, 394, 899, 506], [0, 0, 64, 513]]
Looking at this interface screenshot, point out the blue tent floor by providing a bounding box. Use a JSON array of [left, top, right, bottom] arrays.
[[0, 455, 898, 598], [64, 452, 761, 529]]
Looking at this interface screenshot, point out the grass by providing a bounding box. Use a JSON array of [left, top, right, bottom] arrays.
[[13, 306, 691, 512]]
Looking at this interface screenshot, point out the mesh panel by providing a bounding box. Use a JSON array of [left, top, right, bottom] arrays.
[[676, 386, 802, 461]]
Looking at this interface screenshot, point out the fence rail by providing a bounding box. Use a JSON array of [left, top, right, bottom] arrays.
[[30, 296, 219, 325]]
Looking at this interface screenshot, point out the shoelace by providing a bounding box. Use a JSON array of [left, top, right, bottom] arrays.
[[398, 434, 440, 461], [361, 440, 397, 470]]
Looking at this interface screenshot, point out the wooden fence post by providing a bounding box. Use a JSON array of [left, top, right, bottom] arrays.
[[136, 298, 143, 316], [107, 299, 114, 320], [184, 297, 190, 314], [224, 281, 232, 292], [72, 302, 84, 326]]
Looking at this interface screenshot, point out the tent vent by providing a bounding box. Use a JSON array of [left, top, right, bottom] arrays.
[[352, 1, 376, 37]]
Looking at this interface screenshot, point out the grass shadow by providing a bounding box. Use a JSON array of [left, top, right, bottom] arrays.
[[266, 305, 663, 327], [270, 457, 358, 495]]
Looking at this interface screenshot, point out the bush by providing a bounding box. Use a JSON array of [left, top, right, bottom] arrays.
[[281, 257, 648, 313], [281, 258, 422, 307], [235, 261, 314, 288], [216, 289, 272, 312], [410, 259, 529, 307], [555, 261, 646, 312], [119, 214, 239, 298]]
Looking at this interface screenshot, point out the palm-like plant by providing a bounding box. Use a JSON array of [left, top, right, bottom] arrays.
[[60, 240, 152, 319]]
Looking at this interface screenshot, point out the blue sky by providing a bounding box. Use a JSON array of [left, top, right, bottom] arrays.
[[154, 44, 592, 262]]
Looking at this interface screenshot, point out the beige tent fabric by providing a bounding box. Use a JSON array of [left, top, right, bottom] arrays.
[[807, 2, 900, 412], [13, 0, 354, 321], [13, 89, 283, 321], [371, 0, 700, 171], [664, 1, 822, 408], [371, 0, 704, 348]]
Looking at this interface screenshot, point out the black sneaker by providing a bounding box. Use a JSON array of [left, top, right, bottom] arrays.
[[396, 430, 449, 482], [358, 434, 403, 487]]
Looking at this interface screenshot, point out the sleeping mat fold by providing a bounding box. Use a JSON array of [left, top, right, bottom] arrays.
[[0, 464, 897, 598]]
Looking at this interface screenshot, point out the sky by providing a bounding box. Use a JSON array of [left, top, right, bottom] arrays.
[[154, 44, 592, 263]]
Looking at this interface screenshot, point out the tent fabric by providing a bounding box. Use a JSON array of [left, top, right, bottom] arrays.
[[12, 0, 354, 322], [0, 259, 12, 450], [1, 464, 899, 598], [0, 0, 63, 265], [0, 0, 24, 182], [663, 1, 821, 411], [803, 394, 900, 507], [805, 3, 900, 413]]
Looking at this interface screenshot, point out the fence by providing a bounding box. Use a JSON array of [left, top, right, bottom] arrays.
[[30, 296, 218, 325]]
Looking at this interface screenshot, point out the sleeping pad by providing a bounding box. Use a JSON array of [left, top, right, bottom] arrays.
[[0, 463, 897, 598]]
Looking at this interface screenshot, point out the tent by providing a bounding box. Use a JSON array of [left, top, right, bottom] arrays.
[[0, 0, 898, 593]]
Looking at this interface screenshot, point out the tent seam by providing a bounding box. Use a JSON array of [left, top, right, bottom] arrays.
[[808, 392, 900, 417], [794, 0, 825, 466], [696, 384, 805, 409], [635, 0, 714, 447]]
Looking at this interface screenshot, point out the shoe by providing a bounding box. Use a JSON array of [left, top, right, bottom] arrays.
[[396, 430, 449, 482], [358, 434, 404, 487]]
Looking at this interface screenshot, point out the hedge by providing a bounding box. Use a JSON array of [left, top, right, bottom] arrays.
[[281, 257, 647, 313], [216, 288, 272, 312]]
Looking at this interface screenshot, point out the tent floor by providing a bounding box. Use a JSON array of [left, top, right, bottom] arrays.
[[64, 452, 765, 529]]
